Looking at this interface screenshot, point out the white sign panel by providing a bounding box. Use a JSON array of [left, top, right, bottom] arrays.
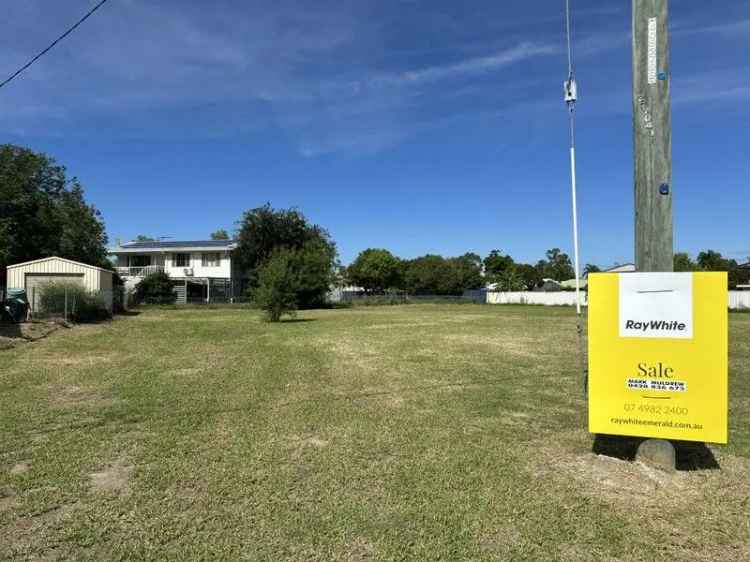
[[619, 273, 693, 339], [647, 17, 658, 85]]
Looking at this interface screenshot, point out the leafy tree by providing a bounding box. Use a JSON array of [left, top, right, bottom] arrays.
[[673, 252, 697, 272], [497, 269, 525, 291], [135, 235, 155, 242], [536, 248, 575, 281], [293, 239, 337, 309], [135, 271, 176, 304], [0, 145, 109, 284], [347, 249, 403, 293], [58, 184, 109, 266], [449, 253, 484, 291], [404, 255, 449, 295], [254, 249, 298, 322], [513, 263, 542, 290], [675, 250, 746, 288], [234, 204, 337, 306], [696, 250, 732, 271], [583, 264, 601, 275], [211, 229, 230, 240], [403, 253, 482, 295], [483, 250, 515, 281]]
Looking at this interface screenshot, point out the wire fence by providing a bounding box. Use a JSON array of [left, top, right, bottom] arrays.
[[25, 286, 119, 322], [338, 292, 488, 306]]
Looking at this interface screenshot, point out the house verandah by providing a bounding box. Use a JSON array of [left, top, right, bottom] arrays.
[[172, 277, 235, 304]]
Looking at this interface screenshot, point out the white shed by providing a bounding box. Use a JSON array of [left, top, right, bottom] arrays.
[[6, 257, 114, 311]]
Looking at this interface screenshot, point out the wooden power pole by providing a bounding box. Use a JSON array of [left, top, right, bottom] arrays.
[[632, 0, 677, 470], [633, 0, 673, 272]]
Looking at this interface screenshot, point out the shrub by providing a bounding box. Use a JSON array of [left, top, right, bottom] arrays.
[[254, 250, 298, 321], [135, 271, 176, 304], [38, 282, 110, 323]]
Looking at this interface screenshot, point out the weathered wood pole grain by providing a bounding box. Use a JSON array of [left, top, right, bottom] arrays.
[[633, 0, 673, 272], [632, 0, 677, 472]]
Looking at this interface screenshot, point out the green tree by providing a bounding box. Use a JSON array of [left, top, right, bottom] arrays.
[[254, 249, 298, 322], [583, 263, 601, 275], [673, 252, 697, 272], [294, 239, 337, 308], [483, 250, 515, 282], [513, 263, 542, 290], [497, 269, 525, 291], [135, 271, 176, 305], [234, 204, 337, 306], [404, 255, 448, 295], [403, 254, 481, 295], [58, 184, 109, 267], [135, 235, 155, 242], [536, 248, 575, 281], [211, 229, 230, 240], [696, 250, 732, 271], [347, 248, 403, 293], [0, 145, 109, 283], [449, 253, 484, 292]]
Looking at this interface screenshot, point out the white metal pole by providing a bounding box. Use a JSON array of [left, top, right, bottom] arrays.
[[570, 143, 581, 315]]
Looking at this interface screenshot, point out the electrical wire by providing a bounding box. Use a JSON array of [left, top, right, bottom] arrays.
[[0, 0, 111, 91]]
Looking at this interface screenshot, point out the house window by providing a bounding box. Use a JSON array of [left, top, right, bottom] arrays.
[[202, 253, 220, 267], [173, 253, 190, 267], [129, 255, 151, 267]]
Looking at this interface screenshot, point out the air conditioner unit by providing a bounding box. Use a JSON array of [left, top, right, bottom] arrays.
[[184, 267, 194, 276]]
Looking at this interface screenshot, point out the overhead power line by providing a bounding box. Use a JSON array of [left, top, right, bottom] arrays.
[[0, 0, 111, 91]]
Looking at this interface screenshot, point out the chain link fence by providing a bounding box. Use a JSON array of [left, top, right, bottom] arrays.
[[338, 291, 488, 306], [26, 285, 117, 322]]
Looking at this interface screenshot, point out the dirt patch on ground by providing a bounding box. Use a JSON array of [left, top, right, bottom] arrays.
[[0, 488, 17, 512], [9, 461, 30, 476], [286, 435, 330, 459], [89, 459, 133, 494], [343, 537, 375, 562], [0, 320, 66, 349], [531, 442, 750, 519], [301, 437, 329, 448], [48, 385, 119, 410], [443, 334, 539, 358]]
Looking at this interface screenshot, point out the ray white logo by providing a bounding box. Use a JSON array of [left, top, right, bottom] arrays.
[[619, 273, 693, 339]]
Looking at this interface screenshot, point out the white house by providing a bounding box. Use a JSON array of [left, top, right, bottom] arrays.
[[111, 239, 240, 303]]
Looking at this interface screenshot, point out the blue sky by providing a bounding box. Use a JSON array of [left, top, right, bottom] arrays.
[[1, 0, 749, 266]]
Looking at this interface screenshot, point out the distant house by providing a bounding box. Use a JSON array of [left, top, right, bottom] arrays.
[[536, 278, 565, 292], [604, 263, 636, 273], [111, 239, 241, 304]]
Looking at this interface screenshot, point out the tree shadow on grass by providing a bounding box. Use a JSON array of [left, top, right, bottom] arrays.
[[592, 434, 720, 471]]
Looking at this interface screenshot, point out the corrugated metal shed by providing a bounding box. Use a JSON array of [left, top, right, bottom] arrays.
[[6, 257, 114, 310]]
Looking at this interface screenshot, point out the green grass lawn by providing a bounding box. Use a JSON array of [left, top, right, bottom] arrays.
[[1, 305, 749, 561]]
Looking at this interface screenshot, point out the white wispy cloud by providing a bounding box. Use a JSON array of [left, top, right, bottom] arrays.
[[2, 1, 746, 158], [373, 42, 557, 86]]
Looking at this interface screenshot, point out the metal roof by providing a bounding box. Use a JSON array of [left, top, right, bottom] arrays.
[[7, 256, 114, 274], [116, 240, 236, 250]]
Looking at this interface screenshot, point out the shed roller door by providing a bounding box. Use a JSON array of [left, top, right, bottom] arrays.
[[26, 273, 84, 312]]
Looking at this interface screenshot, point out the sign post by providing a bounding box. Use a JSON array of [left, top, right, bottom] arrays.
[[588, 272, 728, 446]]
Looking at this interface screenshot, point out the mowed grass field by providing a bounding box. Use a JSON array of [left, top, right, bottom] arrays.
[[1, 305, 749, 562]]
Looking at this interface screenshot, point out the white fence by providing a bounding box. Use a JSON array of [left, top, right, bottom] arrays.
[[487, 290, 750, 309], [730, 291, 750, 310], [487, 291, 587, 306]]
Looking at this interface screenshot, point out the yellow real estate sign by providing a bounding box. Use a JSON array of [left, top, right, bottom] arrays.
[[588, 272, 728, 444]]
